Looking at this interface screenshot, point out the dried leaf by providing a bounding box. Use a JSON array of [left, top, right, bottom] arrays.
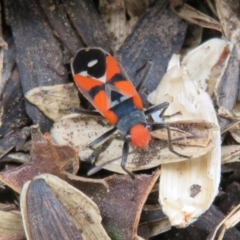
[[21, 174, 110, 240], [171, 3, 222, 32], [148, 44, 221, 227], [0, 125, 79, 193], [65, 170, 160, 239], [25, 83, 80, 122], [51, 114, 214, 175]]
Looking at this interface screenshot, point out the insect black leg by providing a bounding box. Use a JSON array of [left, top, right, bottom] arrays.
[[89, 127, 118, 149], [70, 107, 102, 117], [144, 102, 169, 116], [121, 140, 135, 179], [151, 123, 190, 159], [136, 60, 153, 92], [87, 127, 118, 163]]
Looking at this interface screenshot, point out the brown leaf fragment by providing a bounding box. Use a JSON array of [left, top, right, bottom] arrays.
[[0, 125, 79, 193], [190, 184, 201, 198], [65, 170, 160, 240], [62, 0, 111, 52], [171, 3, 222, 32], [0, 127, 30, 160]]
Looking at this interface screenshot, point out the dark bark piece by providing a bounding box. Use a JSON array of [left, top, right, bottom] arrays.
[[140, 206, 166, 223], [0, 127, 30, 160], [2, 27, 16, 90], [193, 205, 240, 240], [39, 0, 83, 55], [5, 0, 69, 132], [216, 181, 240, 215], [0, 68, 30, 137], [117, 0, 188, 102], [218, 52, 239, 129], [26, 179, 82, 240], [221, 162, 240, 183], [62, 0, 111, 53], [154, 225, 207, 240]]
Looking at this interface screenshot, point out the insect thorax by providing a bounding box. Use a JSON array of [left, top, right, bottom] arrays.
[[116, 110, 147, 135]]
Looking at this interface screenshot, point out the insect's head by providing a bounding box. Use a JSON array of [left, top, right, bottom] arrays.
[[125, 124, 152, 149]]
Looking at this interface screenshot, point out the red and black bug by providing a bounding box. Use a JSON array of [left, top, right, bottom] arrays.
[[71, 47, 187, 178]]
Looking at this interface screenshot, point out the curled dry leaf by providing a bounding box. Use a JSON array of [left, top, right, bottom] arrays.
[[216, 0, 240, 61], [0, 210, 25, 240], [170, 3, 222, 32], [65, 169, 160, 240], [51, 113, 214, 175], [0, 125, 79, 193], [147, 39, 223, 227], [25, 83, 80, 122], [21, 174, 110, 240]]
